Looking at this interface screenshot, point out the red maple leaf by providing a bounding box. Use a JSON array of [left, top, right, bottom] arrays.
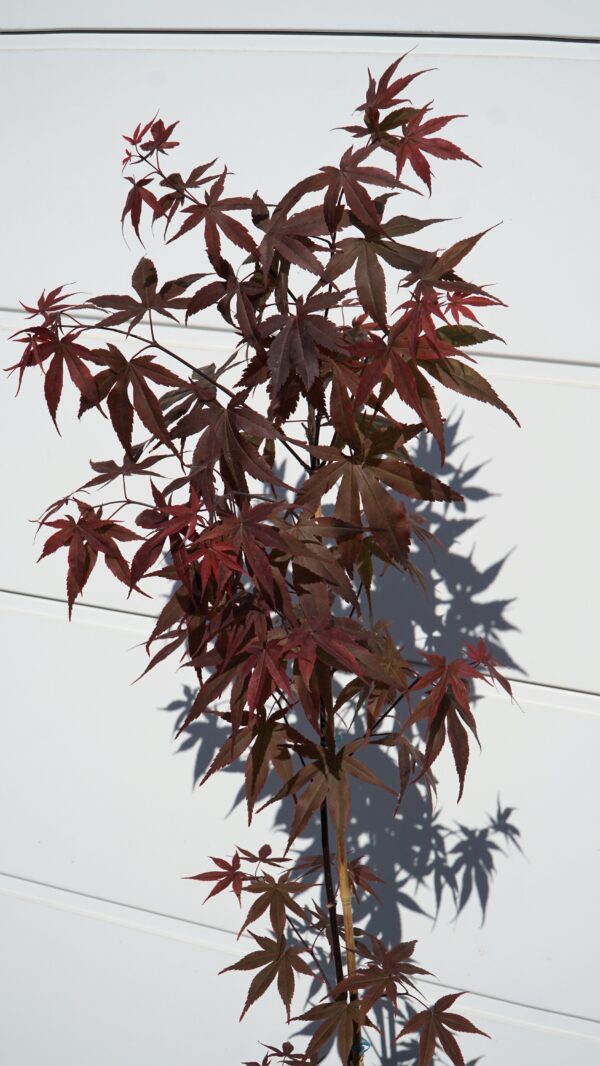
[[186, 851, 246, 903], [465, 639, 513, 697], [121, 177, 159, 240], [407, 653, 487, 799], [393, 105, 479, 191], [169, 169, 257, 265], [399, 992, 488, 1066], [7, 327, 99, 428], [83, 343, 186, 454], [38, 501, 139, 616]]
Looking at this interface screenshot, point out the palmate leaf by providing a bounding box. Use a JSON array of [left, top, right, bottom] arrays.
[[406, 653, 487, 799], [328, 233, 430, 325], [240, 873, 311, 938], [38, 500, 139, 616], [137, 117, 180, 155], [388, 105, 479, 191], [245, 1041, 313, 1066], [284, 515, 360, 609], [281, 142, 415, 233], [263, 294, 346, 397], [393, 282, 449, 359], [298, 443, 461, 566], [465, 639, 513, 696], [121, 177, 159, 240], [446, 290, 505, 324], [174, 398, 287, 503], [153, 158, 218, 233], [398, 992, 488, 1066], [353, 313, 513, 458], [7, 326, 100, 428], [20, 284, 81, 324], [83, 343, 186, 453], [236, 844, 289, 868], [92, 256, 204, 331], [356, 54, 430, 118], [131, 483, 202, 586], [168, 168, 258, 264], [78, 447, 168, 491], [347, 858, 384, 903], [186, 851, 246, 903], [221, 934, 313, 1021], [296, 1001, 365, 1064], [265, 736, 394, 848], [353, 333, 447, 458], [254, 200, 330, 279], [334, 937, 429, 1014], [244, 718, 294, 821], [194, 503, 297, 612]]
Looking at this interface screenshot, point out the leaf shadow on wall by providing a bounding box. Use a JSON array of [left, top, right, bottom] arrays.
[[161, 414, 524, 1064], [371, 412, 524, 672], [166, 681, 521, 1065]]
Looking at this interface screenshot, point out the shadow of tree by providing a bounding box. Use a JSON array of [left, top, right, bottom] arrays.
[[159, 415, 524, 1064], [163, 682, 521, 1065]]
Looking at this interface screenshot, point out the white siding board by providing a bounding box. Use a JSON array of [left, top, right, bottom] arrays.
[[1, 870, 599, 1065], [0, 595, 279, 938], [0, 888, 290, 1066], [0, 38, 598, 363], [1, 595, 598, 1021], [398, 681, 600, 1021], [2, 0, 599, 39], [379, 356, 600, 694]]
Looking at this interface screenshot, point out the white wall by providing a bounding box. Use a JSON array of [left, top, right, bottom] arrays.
[[1, 9, 599, 1064]]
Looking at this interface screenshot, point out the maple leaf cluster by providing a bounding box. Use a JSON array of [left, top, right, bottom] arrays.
[[7, 57, 517, 1065]]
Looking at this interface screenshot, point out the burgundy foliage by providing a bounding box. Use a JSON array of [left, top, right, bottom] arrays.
[[8, 57, 517, 1065]]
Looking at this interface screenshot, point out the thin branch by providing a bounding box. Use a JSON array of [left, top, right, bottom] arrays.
[[287, 915, 333, 995], [370, 675, 421, 736]]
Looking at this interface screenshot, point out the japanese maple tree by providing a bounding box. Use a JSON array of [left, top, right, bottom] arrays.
[[8, 56, 517, 1066]]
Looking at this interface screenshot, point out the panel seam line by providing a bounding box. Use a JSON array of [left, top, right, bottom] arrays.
[[1, 868, 598, 1028], [0, 28, 598, 45], [1, 587, 599, 698], [1, 306, 597, 372]]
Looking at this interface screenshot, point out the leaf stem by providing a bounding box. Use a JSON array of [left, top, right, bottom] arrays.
[[83, 321, 237, 399]]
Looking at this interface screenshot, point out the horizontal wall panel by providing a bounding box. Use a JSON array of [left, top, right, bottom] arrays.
[[393, 680, 600, 1022], [379, 355, 600, 695], [0, 888, 290, 1066], [1, 594, 598, 1021], [0, 594, 281, 937], [2, 1, 599, 39], [1, 879, 599, 1065], [3, 316, 598, 693], [0, 37, 598, 363]]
